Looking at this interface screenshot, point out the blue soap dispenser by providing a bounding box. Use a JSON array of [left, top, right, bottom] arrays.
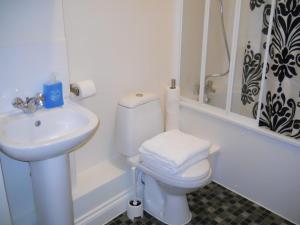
[[43, 73, 64, 109]]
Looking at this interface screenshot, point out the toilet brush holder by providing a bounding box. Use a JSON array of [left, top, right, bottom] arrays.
[[127, 199, 143, 221]]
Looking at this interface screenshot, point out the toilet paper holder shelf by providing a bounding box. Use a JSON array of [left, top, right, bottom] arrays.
[[70, 84, 80, 96]]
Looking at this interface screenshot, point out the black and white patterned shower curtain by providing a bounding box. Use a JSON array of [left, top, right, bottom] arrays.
[[243, 0, 300, 139]]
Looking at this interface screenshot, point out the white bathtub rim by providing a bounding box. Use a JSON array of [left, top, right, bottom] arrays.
[[180, 97, 300, 149]]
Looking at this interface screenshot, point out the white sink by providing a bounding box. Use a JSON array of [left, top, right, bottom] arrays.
[[0, 100, 99, 225], [0, 100, 98, 161]]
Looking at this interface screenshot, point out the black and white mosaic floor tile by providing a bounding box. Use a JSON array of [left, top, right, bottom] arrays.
[[106, 182, 294, 225]]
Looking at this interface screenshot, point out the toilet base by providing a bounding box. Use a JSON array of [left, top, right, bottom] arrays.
[[142, 175, 192, 225], [145, 194, 192, 225]]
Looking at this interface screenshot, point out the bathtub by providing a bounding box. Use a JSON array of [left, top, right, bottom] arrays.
[[179, 97, 300, 224]]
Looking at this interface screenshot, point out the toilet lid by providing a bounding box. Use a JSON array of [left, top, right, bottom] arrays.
[[177, 159, 210, 181]]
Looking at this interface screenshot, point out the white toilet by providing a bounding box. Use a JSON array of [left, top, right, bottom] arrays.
[[116, 92, 218, 225]]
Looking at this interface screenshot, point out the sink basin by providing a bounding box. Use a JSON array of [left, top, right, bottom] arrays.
[[0, 100, 98, 161], [0, 99, 99, 225]]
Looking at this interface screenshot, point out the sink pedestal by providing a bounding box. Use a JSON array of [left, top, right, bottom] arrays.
[[30, 154, 74, 225]]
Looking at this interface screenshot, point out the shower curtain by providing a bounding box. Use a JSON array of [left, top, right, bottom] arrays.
[[243, 0, 300, 139]]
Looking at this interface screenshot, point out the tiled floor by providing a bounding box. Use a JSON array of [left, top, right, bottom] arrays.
[[106, 182, 294, 225]]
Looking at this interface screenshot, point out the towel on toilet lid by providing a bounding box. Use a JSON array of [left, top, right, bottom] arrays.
[[139, 129, 210, 175]]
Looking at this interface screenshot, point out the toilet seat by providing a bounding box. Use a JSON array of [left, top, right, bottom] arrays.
[[137, 158, 211, 189]]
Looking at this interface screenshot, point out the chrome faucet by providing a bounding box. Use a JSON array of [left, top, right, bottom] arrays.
[[205, 80, 216, 94], [204, 80, 216, 103], [193, 80, 216, 103], [12, 93, 44, 113]]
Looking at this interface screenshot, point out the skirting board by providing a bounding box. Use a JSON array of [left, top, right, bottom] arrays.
[[75, 189, 130, 225]]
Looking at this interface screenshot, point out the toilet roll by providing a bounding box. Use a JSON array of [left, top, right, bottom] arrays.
[[165, 86, 180, 131], [72, 80, 96, 99]]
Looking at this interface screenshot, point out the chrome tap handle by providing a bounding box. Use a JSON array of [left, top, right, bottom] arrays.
[[35, 92, 44, 107], [12, 93, 44, 113], [26, 97, 34, 104], [12, 97, 25, 108], [26, 100, 37, 113], [206, 80, 216, 93]]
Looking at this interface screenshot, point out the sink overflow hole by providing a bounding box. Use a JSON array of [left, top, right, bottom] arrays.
[[35, 120, 41, 127]]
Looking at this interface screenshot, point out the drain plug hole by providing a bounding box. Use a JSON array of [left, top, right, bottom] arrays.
[[35, 120, 41, 127]]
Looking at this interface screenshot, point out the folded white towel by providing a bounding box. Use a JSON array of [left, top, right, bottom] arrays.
[[141, 152, 209, 175], [139, 129, 210, 174]]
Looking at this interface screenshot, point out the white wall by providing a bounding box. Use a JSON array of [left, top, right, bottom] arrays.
[[0, 1, 69, 224], [0, 0, 69, 113], [62, 0, 174, 173], [180, 104, 300, 224]]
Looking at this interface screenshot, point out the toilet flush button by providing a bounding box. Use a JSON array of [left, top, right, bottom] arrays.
[[136, 93, 143, 97]]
